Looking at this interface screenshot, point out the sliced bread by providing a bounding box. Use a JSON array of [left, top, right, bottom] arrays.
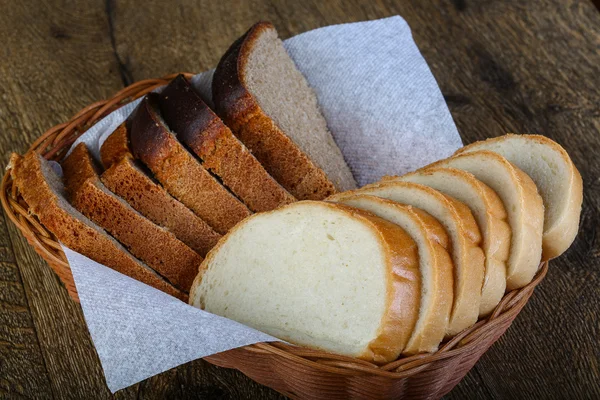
[[129, 93, 251, 234], [189, 201, 420, 363], [328, 194, 453, 354], [62, 143, 202, 292], [158, 74, 296, 212], [329, 181, 485, 336], [9, 151, 184, 299], [101, 156, 221, 257], [429, 151, 544, 290], [100, 122, 130, 168], [394, 167, 511, 316], [455, 134, 583, 260], [212, 22, 356, 200]]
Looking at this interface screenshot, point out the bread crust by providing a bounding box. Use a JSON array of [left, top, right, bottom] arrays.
[[101, 157, 221, 257], [158, 75, 295, 212], [10, 152, 185, 300], [190, 200, 421, 363], [212, 22, 337, 200], [100, 122, 130, 168], [455, 134, 582, 260], [327, 194, 453, 355], [397, 167, 511, 317], [332, 181, 485, 336], [129, 93, 251, 234], [62, 143, 202, 292]]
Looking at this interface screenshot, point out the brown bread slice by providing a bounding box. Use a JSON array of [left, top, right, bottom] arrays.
[[158, 75, 296, 212], [99, 123, 222, 256], [62, 143, 202, 292], [213, 22, 356, 200], [9, 151, 184, 300], [101, 156, 221, 257], [129, 93, 251, 234], [100, 122, 130, 168]]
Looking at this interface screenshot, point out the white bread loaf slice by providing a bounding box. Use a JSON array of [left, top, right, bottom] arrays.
[[455, 134, 583, 260], [429, 151, 544, 290], [327, 194, 453, 354], [330, 182, 485, 336], [189, 201, 420, 363], [393, 167, 511, 316]]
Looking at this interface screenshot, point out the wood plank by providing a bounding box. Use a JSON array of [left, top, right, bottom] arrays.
[[0, 0, 137, 398], [0, 212, 53, 399]]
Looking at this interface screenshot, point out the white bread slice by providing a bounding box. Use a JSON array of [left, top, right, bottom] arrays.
[[429, 151, 544, 290], [329, 182, 485, 336], [393, 167, 511, 316], [327, 194, 453, 354], [189, 201, 420, 363], [455, 134, 583, 260]]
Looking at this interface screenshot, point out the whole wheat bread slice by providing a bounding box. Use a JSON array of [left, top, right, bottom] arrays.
[[62, 143, 202, 292], [129, 93, 251, 234], [100, 122, 130, 168], [101, 156, 221, 257], [429, 151, 544, 290], [395, 167, 511, 316], [328, 194, 453, 355], [158, 74, 295, 212], [455, 134, 582, 260], [330, 181, 485, 336], [190, 201, 420, 363], [9, 151, 184, 299], [212, 22, 356, 200]]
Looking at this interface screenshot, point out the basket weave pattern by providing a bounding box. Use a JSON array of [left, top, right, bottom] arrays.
[[1, 74, 548, 399]]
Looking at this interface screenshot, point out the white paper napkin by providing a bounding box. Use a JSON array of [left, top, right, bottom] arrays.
[[62, 15, 462, 392]]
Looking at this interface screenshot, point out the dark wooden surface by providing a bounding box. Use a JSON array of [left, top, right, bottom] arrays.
[[1, 0, 599, 399]]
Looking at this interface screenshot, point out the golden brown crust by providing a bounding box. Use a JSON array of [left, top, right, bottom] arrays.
[[100, 122, 130, 168], [62, 142, 101, 197], [190, 200, 420, 363], [158, 75, 296, 212], [129, 94, 251, 234], [212, 22, 337, 200], [101, 157, 221, 257], [10, 152, 185, 300], [62, 144, 202, 292], [455, 133, 582, 260]]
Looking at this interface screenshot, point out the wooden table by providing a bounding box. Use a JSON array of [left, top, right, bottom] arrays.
[[1, 1, 599, 398]]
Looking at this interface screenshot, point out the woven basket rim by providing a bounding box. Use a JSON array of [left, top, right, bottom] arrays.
[[0, 72, 548, 378]]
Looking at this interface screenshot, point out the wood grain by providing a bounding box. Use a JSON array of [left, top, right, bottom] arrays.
[[0, 0, 598, 399]]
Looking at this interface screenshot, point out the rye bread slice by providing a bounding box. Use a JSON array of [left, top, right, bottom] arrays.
[[101, 156, 221, 257], [100, 122, 130, 168], [158, 75, 295, 212], [212, 22, 356, 200], [9, 151, 184, 299], [62, 143, 202, 292], [129, 93, 251, 234]]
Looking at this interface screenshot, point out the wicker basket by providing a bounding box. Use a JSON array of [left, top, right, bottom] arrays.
[[1, 74, 548, 399]]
